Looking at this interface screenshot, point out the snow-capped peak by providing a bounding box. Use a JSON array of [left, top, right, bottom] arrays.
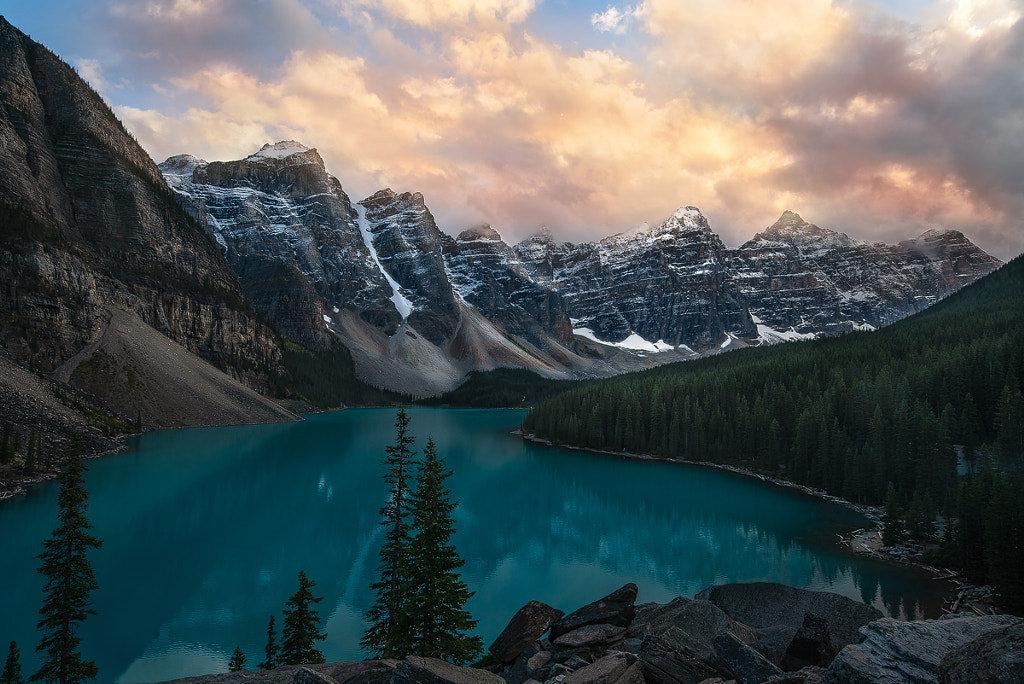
[[246, 140, 312, 161], [158, 154, 207, 179], [757, 211, 858, 248], [656, 206, 711, 235]]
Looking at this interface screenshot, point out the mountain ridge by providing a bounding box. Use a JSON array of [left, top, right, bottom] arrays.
[[161, 139, 1002, 394]]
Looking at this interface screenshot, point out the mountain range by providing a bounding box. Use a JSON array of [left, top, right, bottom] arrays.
[[161, 140, 1001, 395], [0, 14, 1004, 454]]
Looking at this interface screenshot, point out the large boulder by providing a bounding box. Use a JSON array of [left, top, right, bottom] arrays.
[[489, 600, 565, 664], [711, 631, 783, 684], [395, 657, 506, 684], [293, 668, 340, 684], [561, 653, 632, 684], [694, 583, 881, 652], [553, 624, 628, 649], [552, 584, 639, 640], [781, 613, 835, 670], [828, 615, 1022, 683], [629, 597, 758, 661], [638, 628, 723, 684], [938, 620, 1024, 683]]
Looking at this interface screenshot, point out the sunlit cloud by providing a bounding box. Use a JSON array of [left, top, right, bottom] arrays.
[[78, 0, 1024, 260], [591, 5, 642, 34]]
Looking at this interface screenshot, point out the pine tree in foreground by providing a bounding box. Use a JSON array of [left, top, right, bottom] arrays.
[[400, 438, 483, 664], [227, 647, 246, 672], [2, 641, 23, 684], [362, 408, 417, 658], [33, 437, 102, 684], [279, 571, 325, 666], [258, 615, 277, 670]]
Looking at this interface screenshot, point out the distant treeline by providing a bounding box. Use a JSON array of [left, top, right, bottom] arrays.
[[524, 255, 1024, 613]]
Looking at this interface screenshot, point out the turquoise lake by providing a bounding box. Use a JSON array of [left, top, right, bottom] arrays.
[[0, 408, 947, 682]]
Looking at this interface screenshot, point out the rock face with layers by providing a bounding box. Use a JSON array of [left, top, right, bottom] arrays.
[[829, 614, 1022, 683], [0, 16, 290, 433], [162, 142, 396, 349], [515, 208, 755, 349], [727, 211, 1002, 337]]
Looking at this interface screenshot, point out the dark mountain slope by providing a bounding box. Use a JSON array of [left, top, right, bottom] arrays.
[[0, 16, 295, 442]]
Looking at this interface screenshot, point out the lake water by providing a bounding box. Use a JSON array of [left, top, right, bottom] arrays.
[[0, 408, 947, 683]]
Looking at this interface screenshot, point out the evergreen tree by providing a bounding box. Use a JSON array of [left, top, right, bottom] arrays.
[[881, 482, 905, 547], [2, 641, 23, 684], [279, 571, 325, 666], [362, 408, 417, 658], [258, 615, 277, 670], [1, 423, 12, 465], [227, 648, 246, 672], [33, 437, 102, 684], [400, 438, 482, 664]]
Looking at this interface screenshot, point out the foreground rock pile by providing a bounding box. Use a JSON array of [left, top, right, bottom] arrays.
[[164, 582, 1022, 684]]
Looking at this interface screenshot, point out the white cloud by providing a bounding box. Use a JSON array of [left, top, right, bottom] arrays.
[[591, 5, 641, 34]]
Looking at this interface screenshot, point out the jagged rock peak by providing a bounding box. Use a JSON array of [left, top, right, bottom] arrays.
[[159, 153, 208, 178], [657, 205, 712, 234], [457, 224, 503, 242], [244, 140, 324, 168], [757, 210, 857, 247]]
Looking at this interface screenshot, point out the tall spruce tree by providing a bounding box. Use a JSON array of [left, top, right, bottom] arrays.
[[258, 615, 277, 670], [227, 648, 246, 672], [362, 408, 417, 658], [2, 641, 23, 684], [278, 571, 325, 666], [33, 437, 102, 684], [400, 438, 482, 664]]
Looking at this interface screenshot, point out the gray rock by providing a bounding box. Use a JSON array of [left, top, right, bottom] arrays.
[[639, 629, 723, 684], [828, 615, 1022, 684], [293, 668, 340, 684], [694, 583, 881, 653], [562, 654, 630, 684], [937, 620, 1024, 683], [613, 662, 644, 684], [554, 625, 628, 649], [564, 656, 591, 671], [781, 614, 834, 670], [490, 601, 566, 664], [630, 598, 759, 663], [765, 666, 827, 684], [553, 584, 639, 640], [711, 632, 782, 684], [395, 656, 506, 684], [528, 652, 553, 674]]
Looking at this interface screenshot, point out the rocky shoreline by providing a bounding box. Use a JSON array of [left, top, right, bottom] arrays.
[[162, 581, 1023, 684]]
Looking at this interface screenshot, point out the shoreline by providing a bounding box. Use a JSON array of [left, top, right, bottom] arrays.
[[515, 429, 997, 617]]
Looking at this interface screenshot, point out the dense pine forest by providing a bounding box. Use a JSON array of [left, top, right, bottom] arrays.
[[524, 255, 1024, 613]]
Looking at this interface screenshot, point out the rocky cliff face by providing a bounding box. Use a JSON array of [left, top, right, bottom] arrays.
[[164, 148, 591, 395], [514, 207, 757, 349], [162, 142, 397, 349], [0, 17, 287, 428], [728, 211, 1003, 338], [443, 224, 574, 350]]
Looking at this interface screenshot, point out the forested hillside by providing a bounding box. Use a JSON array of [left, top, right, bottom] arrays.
[[524, 255, 1024, 611]]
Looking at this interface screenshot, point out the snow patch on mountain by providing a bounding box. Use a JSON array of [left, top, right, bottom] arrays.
[[354, 202, 414, 320], [247, 140, 311, 161], [573, 325, 675, 353], [751, 314, 818, 344]]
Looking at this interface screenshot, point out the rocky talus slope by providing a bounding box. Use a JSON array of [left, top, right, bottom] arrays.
[[160, 582, 1023, 684], [0, 16, 294, 447]]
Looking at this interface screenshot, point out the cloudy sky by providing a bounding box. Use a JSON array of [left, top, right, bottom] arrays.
[[3, 0, 1023, 259]]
